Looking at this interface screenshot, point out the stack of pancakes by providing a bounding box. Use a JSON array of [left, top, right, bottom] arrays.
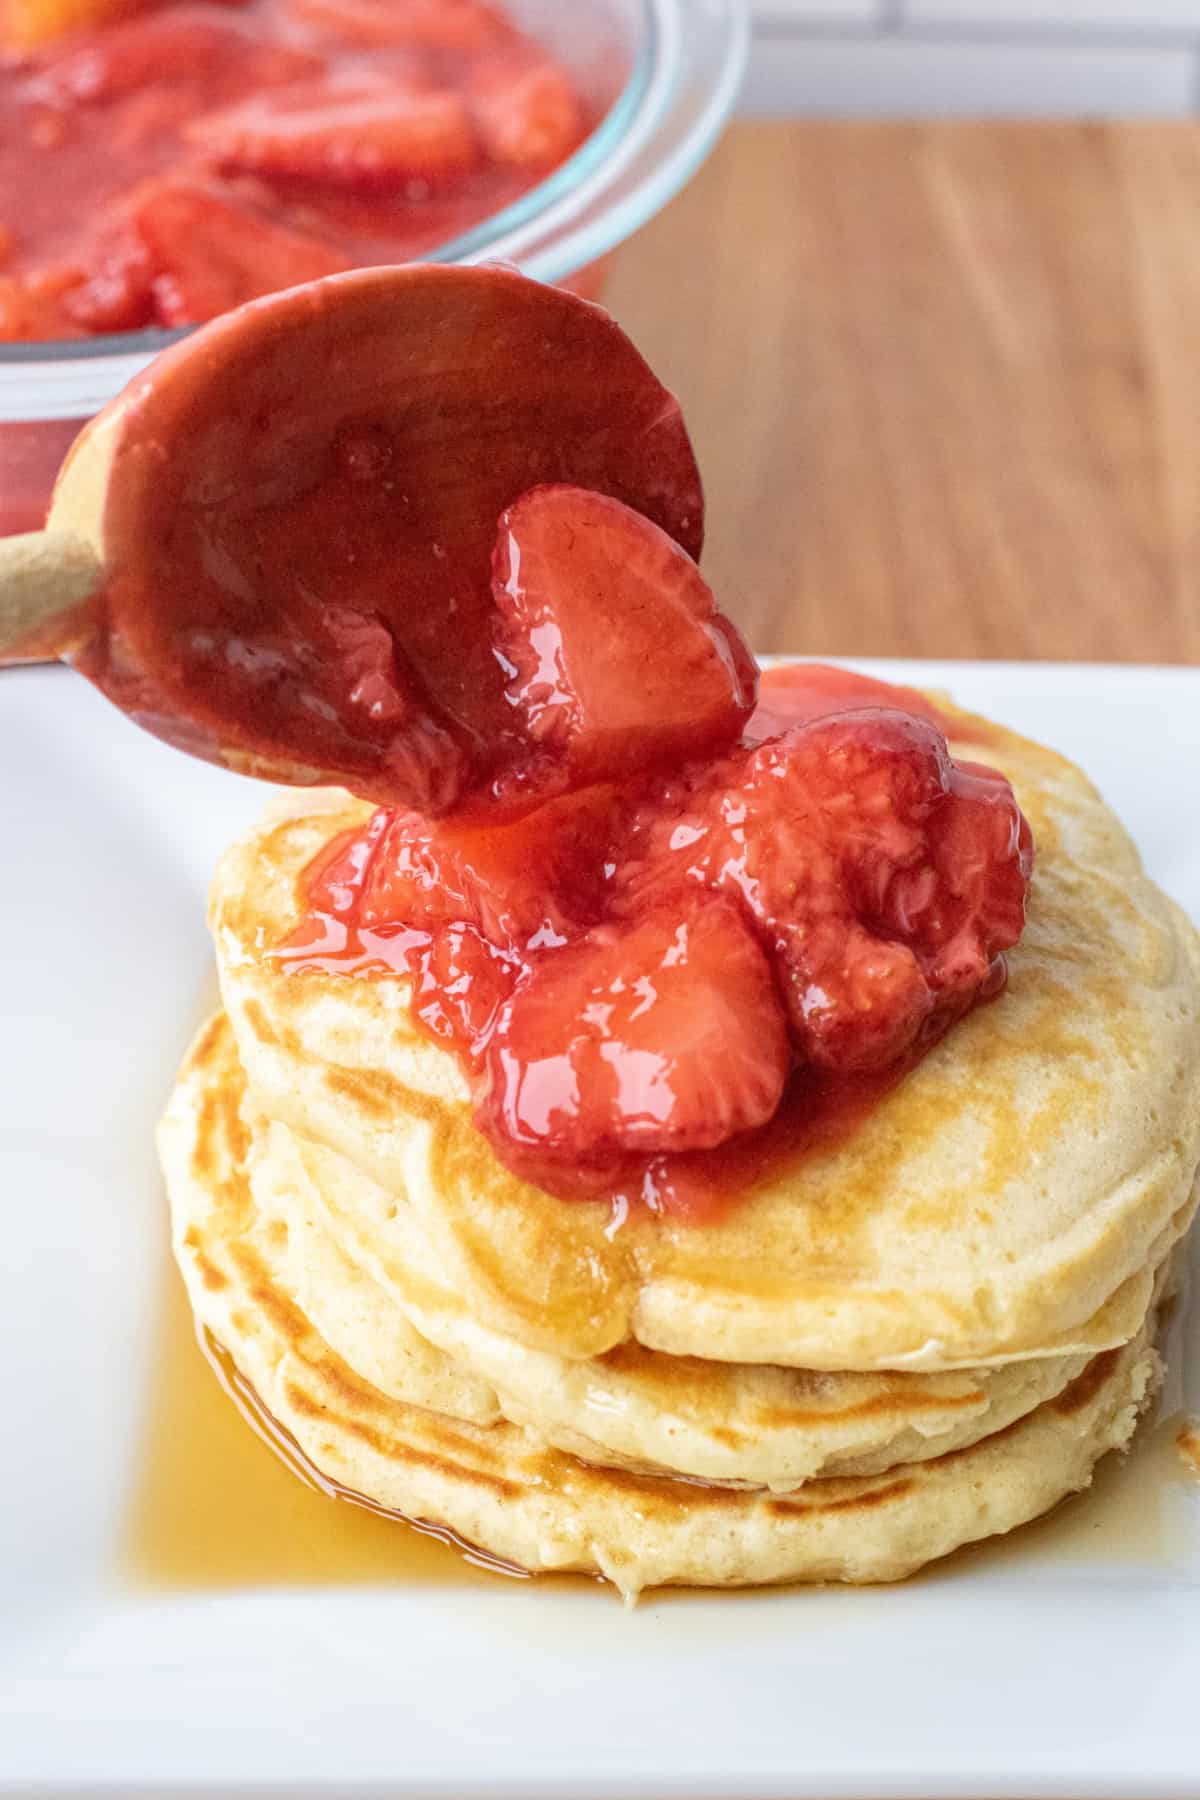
[[160, 696, 1200, 1594]]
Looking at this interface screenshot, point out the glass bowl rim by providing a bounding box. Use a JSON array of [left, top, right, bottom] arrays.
[[0, 0, 748, 381]]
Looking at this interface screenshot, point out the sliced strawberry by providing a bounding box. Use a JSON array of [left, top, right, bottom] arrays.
[[492, 486, 755, 793], [297, 789, 622, 1053], [409, 918, 515, 1053], [288, 812, 518, 1050], [27, 11, 320, 107], [467, 46, 582, 168], [188, 84, 477, 189], [300, 807, 393, 922], [360, 783, 620, 950], [0, 267, 81, 340], [61, 220, 154, 332], [900, 759, 1033, 989], [481, 894, 790, 1164], [318, 602, 469, 813], [285, 0, 507, 50], [127, 179, 350, 325], [619, 710, 1032, 1073]]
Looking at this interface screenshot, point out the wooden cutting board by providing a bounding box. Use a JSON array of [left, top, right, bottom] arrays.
[[608, 121, 1200, 666]]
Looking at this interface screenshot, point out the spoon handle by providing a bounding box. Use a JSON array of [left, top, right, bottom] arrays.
[[0, 529, 102, 667]]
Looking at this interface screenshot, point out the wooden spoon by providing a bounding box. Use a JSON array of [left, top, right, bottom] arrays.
[[0, 263, 703, 813]]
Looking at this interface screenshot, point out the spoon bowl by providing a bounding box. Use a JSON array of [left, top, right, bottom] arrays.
[[0, 264, 703, 811]]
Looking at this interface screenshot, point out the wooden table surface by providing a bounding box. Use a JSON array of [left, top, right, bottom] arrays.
[[606, 121, 1200, 666]]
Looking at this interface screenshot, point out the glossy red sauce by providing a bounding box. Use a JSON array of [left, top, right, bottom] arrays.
[[746, 662, 996, 747], [277, 663, 1032, 1221], [0, 0, 591, 343]]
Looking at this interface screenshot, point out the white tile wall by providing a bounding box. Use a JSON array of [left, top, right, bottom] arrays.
[[907, 3, 1200, 28], [754, 0, 881, 20], [746, 0, 1200, 112], [743, 34, 1196, 112]]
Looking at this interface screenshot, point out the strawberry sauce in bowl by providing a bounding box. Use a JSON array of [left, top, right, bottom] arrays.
[[0, 0, 748, 536], [0, 0, 590, 344]]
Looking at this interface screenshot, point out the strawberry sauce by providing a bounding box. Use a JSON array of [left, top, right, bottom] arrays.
[[278, 656, 1034, 1221], [0, 0, 590, 344]]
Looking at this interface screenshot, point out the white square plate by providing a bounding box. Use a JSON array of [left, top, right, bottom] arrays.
[[2, 659, 1198, 1800]]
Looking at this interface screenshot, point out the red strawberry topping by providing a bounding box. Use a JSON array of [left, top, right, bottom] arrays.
[[27, 10, 321, 108], [287, 650, 1033, 1216], [492, 486, 756, 793], [480, 895, 790, 1168], [747, 662, 962, 744], [291, 787, 624, 1053], [618, 709, 1032, 1072], [61, 219, 155, 332], [358, 785, 620, 950], [284, 0, 508, 50], [187, 85, 479, 188], [0, 267, 82, 340], [82, 270, 705, 815], [466, 45, 582, 168], [124, 177, 350, 324]]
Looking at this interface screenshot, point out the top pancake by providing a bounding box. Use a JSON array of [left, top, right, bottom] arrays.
[[212, 688, 1200, 1371]]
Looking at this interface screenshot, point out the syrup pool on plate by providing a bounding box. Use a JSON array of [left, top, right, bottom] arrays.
[[1178, 1418, 1200, 1477], [123, 1263, 528, 1588]]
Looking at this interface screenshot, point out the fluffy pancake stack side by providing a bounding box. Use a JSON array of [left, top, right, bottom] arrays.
[[160, 700, 1200, 1595]]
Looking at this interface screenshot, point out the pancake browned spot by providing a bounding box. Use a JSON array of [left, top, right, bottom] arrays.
[[555, 1455, 769, 1515], [321, 1403, 526, 1501], [192, 1249, 229, 1294], [767, 1477, 916, 1517], [188, 1013, 228, 1072], [227, 1240, 312, 1346], [324, 1065, 454, 1133], [754, 1385, 986, 1430], [242, 998, 280, 1047], [188, 1088, 221, 1185], [1052, 1349, 1121, 1417]]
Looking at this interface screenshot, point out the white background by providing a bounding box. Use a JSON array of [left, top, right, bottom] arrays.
[[745, 1, 1200, 114]]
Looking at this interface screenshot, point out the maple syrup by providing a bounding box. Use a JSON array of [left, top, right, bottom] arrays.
[[1177, 1418, 1200, 1479], [928, 1253, 1200, 1580], [942, 1409, 1195, 1577], [121, 1263, 527, 1590]]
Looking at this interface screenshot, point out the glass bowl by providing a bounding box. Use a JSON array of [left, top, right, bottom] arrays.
[[0, 0, 748, 536]]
